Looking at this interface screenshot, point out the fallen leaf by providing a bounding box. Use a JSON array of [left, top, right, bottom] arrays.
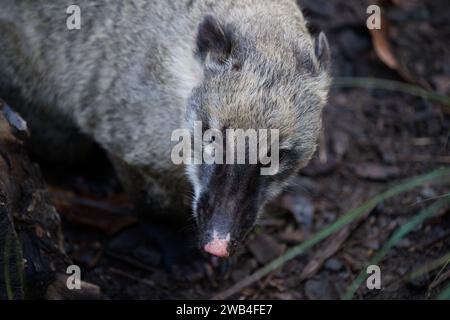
[[370, 26, 399, 70], [368, 1, 429, 87], [50, 188, 137, 235]]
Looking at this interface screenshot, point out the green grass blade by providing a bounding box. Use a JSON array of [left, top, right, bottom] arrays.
[[343, 197, 450, 300], [436, 284, 450, 300], [406, 252, 450, 283]]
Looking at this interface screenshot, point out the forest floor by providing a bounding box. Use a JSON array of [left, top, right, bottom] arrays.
[[40, 0, 450, 299]]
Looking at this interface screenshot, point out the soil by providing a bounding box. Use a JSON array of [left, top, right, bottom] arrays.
[[38, 0, 450, 299]]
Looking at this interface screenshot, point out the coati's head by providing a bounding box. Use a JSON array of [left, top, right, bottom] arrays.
[[185, 14, 331, 257]]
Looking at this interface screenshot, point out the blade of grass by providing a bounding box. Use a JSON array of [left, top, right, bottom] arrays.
[[212, 167, 450, 300], [376, 252, 450, 293], [436, 283, 450, 300], [333, 77, 450, 107], [406, 252, 450, 283], [342, 197, 450, 300], [427, 253, 450, 295]]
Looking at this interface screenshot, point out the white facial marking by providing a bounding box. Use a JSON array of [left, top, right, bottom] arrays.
[[212, 230, 231, 241]]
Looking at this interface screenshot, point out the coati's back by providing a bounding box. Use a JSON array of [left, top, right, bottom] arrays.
[[0, 0, 190, 156], [0, 0, 184, 102]]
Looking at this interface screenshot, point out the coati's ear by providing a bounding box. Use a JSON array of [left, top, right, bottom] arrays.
[[314, 32, 330, 71], [196, 15, 234, 64]]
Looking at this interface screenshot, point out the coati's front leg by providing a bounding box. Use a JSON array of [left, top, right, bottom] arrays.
[[108, 155, 200, 269], [109, 154, 191, 223]]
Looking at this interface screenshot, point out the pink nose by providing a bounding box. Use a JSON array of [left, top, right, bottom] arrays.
[[203, 238, 229, 258]]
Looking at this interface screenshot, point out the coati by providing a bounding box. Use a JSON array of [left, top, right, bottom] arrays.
[[0, 0, 331, 258]]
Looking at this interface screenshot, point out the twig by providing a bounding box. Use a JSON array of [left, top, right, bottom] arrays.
[[427, 255, 450, 298], [109, 267, 155, 287], [45, 274, 102, 300], [396, 154, 450, 164], [50, 190, 133, 215]]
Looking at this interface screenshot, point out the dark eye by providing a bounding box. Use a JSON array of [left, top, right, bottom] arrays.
[[232, 62, 241, 71]]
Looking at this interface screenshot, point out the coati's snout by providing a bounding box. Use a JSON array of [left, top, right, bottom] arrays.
[[194, 164, 263, 257]]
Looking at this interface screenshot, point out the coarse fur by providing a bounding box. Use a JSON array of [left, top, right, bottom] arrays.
[[0, 0, 331, 254]]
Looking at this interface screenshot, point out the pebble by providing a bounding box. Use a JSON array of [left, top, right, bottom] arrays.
[[304, 278, 334, 300], [324, 258, 344, 272]]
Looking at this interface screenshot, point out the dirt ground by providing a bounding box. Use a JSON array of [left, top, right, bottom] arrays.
[[39, 0, 450, 299]]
